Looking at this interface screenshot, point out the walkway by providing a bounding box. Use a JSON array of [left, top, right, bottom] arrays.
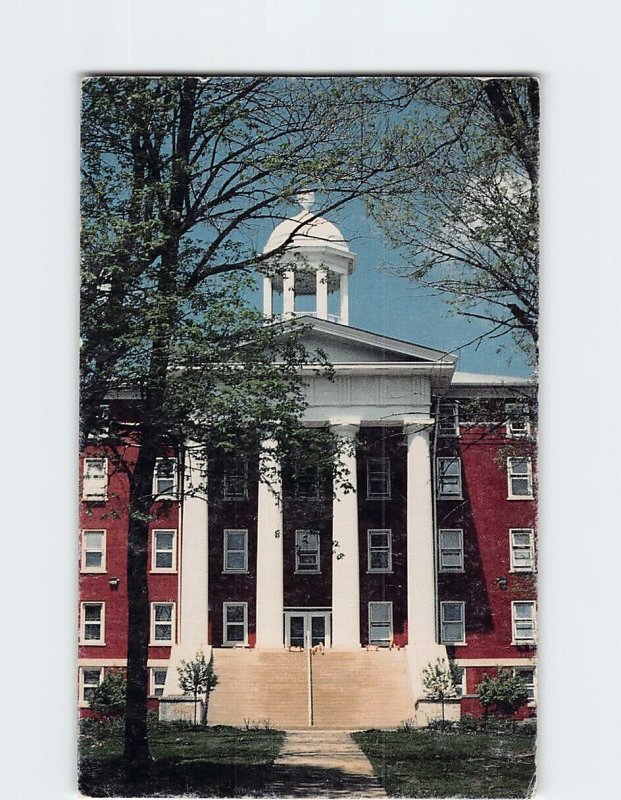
[[264, 729, 387, 797]]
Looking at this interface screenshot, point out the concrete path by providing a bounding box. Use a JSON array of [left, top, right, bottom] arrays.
[[263, 729, 387, 797]]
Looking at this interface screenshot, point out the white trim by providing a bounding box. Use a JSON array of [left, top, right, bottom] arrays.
[[437, 457, 462, 499], [79, 666, 103, 708], [223, 529, 249, 573], [511, 600, 537, 644], [82, 457, 108, 501], [451, 657, 537, 667], [80, 529, 106, 573], [151, 529, 177, 573], [78, 658, 169, 667], [368, 601, 393, 646], [295, 529, 320, 574], [153, 457, 178, 499], [150, 602, 176, 645], [438, 528, 464, 572], [366, 457, 391, 499], [80, 601, 105, 645], [509, 528, 535, 572], [367, 529, 392, 573], [507, 457, 534, 499], [223, 601, 248, 646], [440, 600, 466, 645]]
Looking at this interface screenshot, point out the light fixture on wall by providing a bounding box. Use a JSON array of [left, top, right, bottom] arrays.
[[109, 577, 120, 589]]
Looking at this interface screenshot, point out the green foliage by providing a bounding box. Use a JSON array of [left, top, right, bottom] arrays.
[[476, 670, 529, 716], [177, 651, 219, 726], [422, 658, 457, 701], [90, 669, 127, 717]]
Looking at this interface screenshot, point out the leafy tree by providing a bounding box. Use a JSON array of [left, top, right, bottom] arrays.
[[476, 669, 529, 716], [369, 77, 539, 362], [177, 651, 219, 726], [90, 669, 127, 717], [80, 76, 406, 778], [422, 658, 457, 725]]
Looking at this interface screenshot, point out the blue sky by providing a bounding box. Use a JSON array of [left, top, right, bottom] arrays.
[[250, 200, 532, 378]]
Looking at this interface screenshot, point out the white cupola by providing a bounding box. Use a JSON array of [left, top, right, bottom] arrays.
[[262, 192, 356, 325]]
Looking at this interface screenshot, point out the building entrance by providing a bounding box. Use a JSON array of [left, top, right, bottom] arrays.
[[284, 609, 331, 649]]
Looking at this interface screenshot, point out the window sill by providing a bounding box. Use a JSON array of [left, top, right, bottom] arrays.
[[151, 569, 178, 574], [82, 496, 108, 503], [512, 641, 536, 647], [81, 568, 107, 574], [441, 641, 467, 646], [367, 570, 393, 575], [439, 569, 465, 574], [222, 642, 249, 648], [507, 495, 534, 501], [294, 570, 321, 575], [80, 640, 105, 647], [438, 495, 463, 501], [222, 570, 249, 575], [149, 640, 174, 647], [366, 496, 392, 501], [509, 568, 535, 574]]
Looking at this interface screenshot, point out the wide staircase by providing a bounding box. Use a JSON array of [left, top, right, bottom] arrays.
[[207, 648, 414, 729]]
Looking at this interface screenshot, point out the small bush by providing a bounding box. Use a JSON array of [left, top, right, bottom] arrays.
[[476, 670, 529, 716], [90, 670, 126, 717]]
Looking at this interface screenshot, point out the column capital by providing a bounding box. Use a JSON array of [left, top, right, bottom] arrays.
[[403, 417, 435, 437], [329, 418, 361, 438]]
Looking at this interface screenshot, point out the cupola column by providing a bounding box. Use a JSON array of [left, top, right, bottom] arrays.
[[283, 270, 295, 318], [339, 273, 349, 325], [262, 276, 273, 318], [330, 419, 361, 648], [316, 269, 328, 320]]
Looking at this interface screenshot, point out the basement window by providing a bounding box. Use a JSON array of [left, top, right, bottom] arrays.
[[80, 667, 102, 706], [151, 668, 168, 697]]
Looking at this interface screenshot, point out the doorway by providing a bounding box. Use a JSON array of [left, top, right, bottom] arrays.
[[284, 610, 331, 649]]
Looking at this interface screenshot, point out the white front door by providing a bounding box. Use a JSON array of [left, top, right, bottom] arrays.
[[284, 610, 331, 648]]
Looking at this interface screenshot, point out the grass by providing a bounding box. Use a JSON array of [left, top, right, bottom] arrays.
[[78, 715, 285, 797], [353, 726, 536, 798]]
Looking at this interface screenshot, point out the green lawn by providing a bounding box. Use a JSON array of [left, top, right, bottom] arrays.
[[353, 727, 536, 798], [79, 717, 285, 797]]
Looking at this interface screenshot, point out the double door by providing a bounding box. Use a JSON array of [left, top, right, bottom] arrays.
[[284, 610, 331, 649]]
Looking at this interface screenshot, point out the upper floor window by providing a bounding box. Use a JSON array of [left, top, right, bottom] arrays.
[[512, 601, 536, 644], [510, 528, 535, 572], [294, 464, 321, 499], [81, 530, 106, 573], [437, 402, 459, 437], [224, 529, 249, 573], [438, 528, 464, 572], [440, 601, 466, 644], [295, 530, 320, 573], [154, 458, 176, 498], [152, 529, 177, 572], [505, 403, 530, 438], [437, 457, 462, 498], [150, 602, 175, 644], [223, 459, 248, 500], [367, 529, 392, 573], [366, 457, 391, 499], [82, 458, 108, 501], [507, 457, 533, 499], [80, 602, 105, 645]]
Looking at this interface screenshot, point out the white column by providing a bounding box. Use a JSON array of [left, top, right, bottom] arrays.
[[404, 419, 448, 699], [339, 273, 349, 325], [255, 440, 284, 647], [316, 268, 328, 320], [178, 445, 209, 649], [331, 420, 361, 648], [282, 270, 295, 318], [263, 275, 273, 318]]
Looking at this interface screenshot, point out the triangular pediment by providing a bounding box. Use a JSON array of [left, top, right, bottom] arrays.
[[277, 316, 456, 366]]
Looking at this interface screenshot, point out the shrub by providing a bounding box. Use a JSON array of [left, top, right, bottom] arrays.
[[90, 669, 126, 717], [476, 670, 529, 716]]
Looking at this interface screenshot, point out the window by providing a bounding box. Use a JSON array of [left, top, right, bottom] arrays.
[[512, 601, 536, 644], [154, 458, 176, 498], [437, 457, 462, 498], [80, 667, 102, 705], [82, 458, 108, 501], [295, 464, 321, 499], [510, 528, 535, 571], [223, 459, 248, 500], [508, 457, 533, 498], [295, 530, 320, 573], [368, 602, 393, 646], [151, 668, 168, 697], [152, 530, 177, 572], [223, 602, 248, 646], [438, 529, 464, 572], [438, 402, 459, 437], [367, 529, 392, 572], [81, 530, 106, 573], [513, 666, 536, 704], [366, 457, 391, 499], [451, 664, 466, 696], [151, 602, 175, 644], [440, 601, 466, 644], [224, 529, 248, 573], [505, 403, 530, 438], [80, 602, 105, 645]]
